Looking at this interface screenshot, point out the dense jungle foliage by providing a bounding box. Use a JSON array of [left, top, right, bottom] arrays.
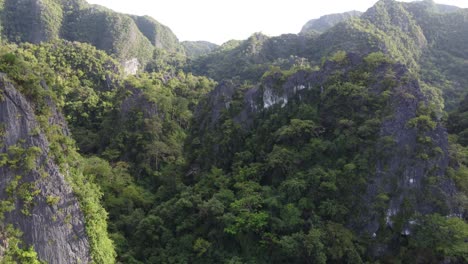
[[0, 0, 467, 263]]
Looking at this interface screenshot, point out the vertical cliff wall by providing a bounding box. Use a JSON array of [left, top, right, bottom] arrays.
[[0, 75, 91, 263]]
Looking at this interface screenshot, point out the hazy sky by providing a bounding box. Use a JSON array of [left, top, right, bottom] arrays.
[[85, 0, 468, 44]]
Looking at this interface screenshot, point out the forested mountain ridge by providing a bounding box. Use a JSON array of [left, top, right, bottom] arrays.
[[0, 0, 467, 263], [189, 0, 468, 105], [182, 41, 219, 59], [186, 51, 465, 263], [300, 10, 363, 34], [0, 0, 184, 72]]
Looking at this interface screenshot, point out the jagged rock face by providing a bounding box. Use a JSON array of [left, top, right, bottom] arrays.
[[195, 80, 237, 128], [0, 76, 91, 263], [362, 66, 457, 236], [199, 54, 362, 127], [120, 85, 159, 119], [195, 67, 318, 130]]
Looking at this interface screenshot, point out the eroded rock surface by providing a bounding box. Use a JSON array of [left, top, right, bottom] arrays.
[[0, 75, 91, 263]]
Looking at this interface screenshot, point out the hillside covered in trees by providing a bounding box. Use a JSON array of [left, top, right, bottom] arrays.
[[0, 0, 467, 263]]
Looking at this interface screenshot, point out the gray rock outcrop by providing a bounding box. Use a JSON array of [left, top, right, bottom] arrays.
[[0, 75, 91, 263]]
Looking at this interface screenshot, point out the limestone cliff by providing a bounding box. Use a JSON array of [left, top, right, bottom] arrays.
[[0, 74, 91, 263]]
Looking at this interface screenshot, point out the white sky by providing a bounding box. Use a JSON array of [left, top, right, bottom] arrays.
[[85, 0, 468, 44]]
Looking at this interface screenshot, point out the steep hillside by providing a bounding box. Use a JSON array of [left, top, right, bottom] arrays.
[[0, 42, 117, 263], [190, 0, 467, 107], [182, 41, 219, 58], [118, 1, 467, 262], [0, 41, 216, 264], [405, 0, 460, 14], [0, 0, 467, 263], [191, 0, 428, 81], [0, 0, 183, 70], [147, 51, 467, 263], [131, 15, 183, 53], [300, 10, 362, 34], [190, 33, 314, 81], [64, 4, 154, 66], [2, 0, 63, 43], [0, 74, 91, 263], [403, 0, 468, 108]]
